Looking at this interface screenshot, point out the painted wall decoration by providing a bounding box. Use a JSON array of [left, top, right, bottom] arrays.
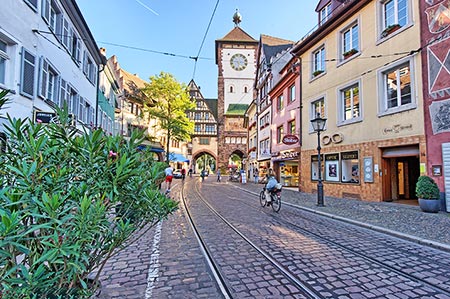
[[427, 35, 450, 97], [430, 98, 450, 133], [425, 1, 450, 33]]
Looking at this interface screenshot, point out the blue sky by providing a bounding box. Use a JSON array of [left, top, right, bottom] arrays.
[[76, 0, 319, 99]]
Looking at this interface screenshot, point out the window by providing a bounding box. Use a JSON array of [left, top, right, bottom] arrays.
[[383, 0, 408, 28], [20, 47, 36, 98], [62, 17, 70, 50], [277, 95, 284, 110], [83, 51, 97, 84], [288, 119, 296, 135], [311, 98, 325, 119], [277, 126, 283, 144], [199, 137, 210, 145], [289, 85, 295, 102], [339, 82, 361, 123], [24, 0, 38, 10], [68, 86, 78, 117], [341, 151, 359, 183], [244, 86, 248, 93], [325, 153, 339, 182], [312, 47, 325, 76], [42, 0, 62, 36], [39, 57, 60, 105], [342, 23, 359, 59], [70, 29, 81, 64], [205, 124, 216, 133], [229, 85, 234, 93], [311, 155, 323, 181], [195, 124, 201, 133], [319, 3, 332, 25], [0, 40, 8, 85], [379, 59, 414, 114]]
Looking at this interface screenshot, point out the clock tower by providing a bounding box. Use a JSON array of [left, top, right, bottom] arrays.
[[215, 10, 258, 171]]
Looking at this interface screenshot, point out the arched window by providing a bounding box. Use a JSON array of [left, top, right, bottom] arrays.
[[244, 86, 248, 93], [229, 85, 234, 93]]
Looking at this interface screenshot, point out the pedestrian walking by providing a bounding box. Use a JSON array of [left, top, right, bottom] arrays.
[[164, 164, 174, 194], [254, 167, 259, 184], [200, 170, 205, 182], [188, 168, 193, 177], [181, 168, 186, 181], [217, 169, 221, 182]]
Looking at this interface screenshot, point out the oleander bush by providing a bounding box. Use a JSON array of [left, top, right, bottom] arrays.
[[0, 91, 177, 298]]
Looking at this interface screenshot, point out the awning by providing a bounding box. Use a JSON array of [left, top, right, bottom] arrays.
[[169, 153, 189, 162]]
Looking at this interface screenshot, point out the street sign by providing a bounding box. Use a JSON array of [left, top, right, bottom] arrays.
[[282, 134, 299, 145], [34, 111, 57, 124]]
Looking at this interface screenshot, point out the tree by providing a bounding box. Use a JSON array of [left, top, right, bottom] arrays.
[[142, 72, 195, 162]]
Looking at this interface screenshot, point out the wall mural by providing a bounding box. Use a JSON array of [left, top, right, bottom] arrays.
[[424, 0, 450, 134], [430, 98, 450, 133]]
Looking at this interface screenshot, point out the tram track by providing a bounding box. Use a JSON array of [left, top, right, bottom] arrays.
[[184, 181, 450, 298], [225, 184, 450, 295], [180, 180, 321, 299]]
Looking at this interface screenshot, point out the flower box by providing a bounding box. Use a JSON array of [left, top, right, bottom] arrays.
[[381, 24, 401, 38], [312, 70, 324, 77], [343, 48, 358, 59]]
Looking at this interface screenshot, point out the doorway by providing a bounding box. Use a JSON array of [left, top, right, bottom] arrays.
[[382, 146, 420, 203]]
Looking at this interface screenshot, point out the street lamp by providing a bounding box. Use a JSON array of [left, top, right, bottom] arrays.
[[311, 113, 327, 206]]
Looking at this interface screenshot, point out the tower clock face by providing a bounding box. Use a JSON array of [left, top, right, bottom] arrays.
[[230, 53, 248, 71]]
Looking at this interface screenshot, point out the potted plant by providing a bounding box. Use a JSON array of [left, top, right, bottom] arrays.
[[343, 48, 358, 59], [415, 175, 441, 213], [381, 24, 401, 38]]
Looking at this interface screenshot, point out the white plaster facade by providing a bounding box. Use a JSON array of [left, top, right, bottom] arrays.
[[0, 0, 102, 130]]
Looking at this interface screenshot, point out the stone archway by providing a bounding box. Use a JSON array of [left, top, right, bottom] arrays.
[[192, 150, 217, 175], [228, 150, 245, 171]]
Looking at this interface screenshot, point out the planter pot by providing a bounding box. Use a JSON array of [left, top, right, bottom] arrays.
[[418, 198, 440, 213]]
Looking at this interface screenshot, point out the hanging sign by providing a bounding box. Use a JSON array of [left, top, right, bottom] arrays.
[[282, 134, 299, 145]]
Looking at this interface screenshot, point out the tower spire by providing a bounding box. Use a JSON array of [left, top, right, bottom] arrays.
[[233, 8, 242, 27]]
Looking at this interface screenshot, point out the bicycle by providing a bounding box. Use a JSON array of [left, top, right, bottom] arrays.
[[259, 183, 282, 212]]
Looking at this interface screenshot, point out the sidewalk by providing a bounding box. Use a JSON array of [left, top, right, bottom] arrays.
[[234, 182, 450, 252]]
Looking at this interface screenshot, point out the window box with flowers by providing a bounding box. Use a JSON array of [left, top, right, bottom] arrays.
[[312, 70, 324, 77], [381, 24, 401, 38], [343, 48, 358, 59]]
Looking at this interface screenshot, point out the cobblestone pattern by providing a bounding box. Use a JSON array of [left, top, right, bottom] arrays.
[[199, 182, 450, 298], [234, 181, 450, 249], [149, 185, 223, 299], [186, 186, 311, 299]]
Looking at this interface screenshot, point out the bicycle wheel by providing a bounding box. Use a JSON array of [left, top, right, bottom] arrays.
[[259, 190, 267, 207], [271, 194, 281, 212]]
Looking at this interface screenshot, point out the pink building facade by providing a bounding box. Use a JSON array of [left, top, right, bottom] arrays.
[[270, 61, 301, 188], [419, 0, 450, 210]]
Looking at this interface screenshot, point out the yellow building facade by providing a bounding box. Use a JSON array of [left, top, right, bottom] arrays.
[[293, 0, 425, 202]]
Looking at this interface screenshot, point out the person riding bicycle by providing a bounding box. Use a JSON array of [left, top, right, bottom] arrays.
[[265, 175, 278, 203]]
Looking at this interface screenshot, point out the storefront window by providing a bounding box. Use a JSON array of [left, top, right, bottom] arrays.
[[311, 155, 323, 181], [325, 153, 339, 182], [341, 151, 359, 183], [280, 162, 299, 187]]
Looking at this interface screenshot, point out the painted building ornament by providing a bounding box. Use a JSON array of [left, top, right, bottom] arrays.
[[429, 98, 450, 133], [427, 35, 450, 97], [425, 1, 450, 33]]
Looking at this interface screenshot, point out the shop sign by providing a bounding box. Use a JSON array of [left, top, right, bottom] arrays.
[[341, 151, 358, 160], [280, 151, 299, 159], [282, 134, 299, 145]]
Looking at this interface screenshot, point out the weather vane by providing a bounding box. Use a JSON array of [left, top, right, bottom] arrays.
[[233, 8, 242, 27]]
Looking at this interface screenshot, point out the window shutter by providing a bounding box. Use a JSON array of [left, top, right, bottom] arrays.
[[39, 57, 48, 98], [20, 47, 36, 98], [83, 51, 88, 74], [41, 0, 50, 23]]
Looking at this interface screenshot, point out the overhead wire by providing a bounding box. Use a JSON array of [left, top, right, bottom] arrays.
[[191, 0, 220, 79]]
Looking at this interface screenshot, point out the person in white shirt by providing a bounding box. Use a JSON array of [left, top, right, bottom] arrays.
[[164, 165, 174, 193]]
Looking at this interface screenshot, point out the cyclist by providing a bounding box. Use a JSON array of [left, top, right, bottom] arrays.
[[265, 174, 278, 203]]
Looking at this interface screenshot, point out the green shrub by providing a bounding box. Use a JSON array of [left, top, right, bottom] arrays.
[[415, 175, 440, 199], [0, 96, 177, 298]]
